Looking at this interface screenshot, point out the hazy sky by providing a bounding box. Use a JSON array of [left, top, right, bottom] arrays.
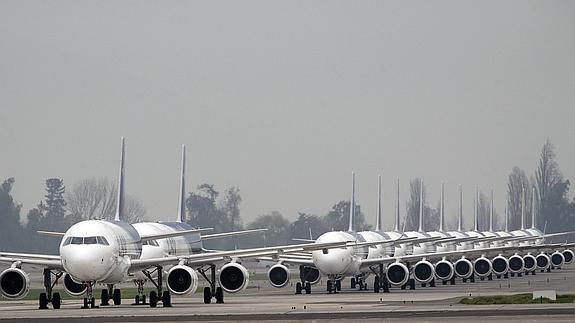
[[1, 1, 574, 230]]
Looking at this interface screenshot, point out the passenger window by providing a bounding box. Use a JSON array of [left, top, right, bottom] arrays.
[[71, 237, 83, 245], [97, 236, 109, 246], [84, 237, 97, 245]]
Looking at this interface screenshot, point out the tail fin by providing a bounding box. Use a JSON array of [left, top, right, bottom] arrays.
[[348, 172, 355, 232], [394, 177, 400, 232], [474, 186, 479, 231], [457, 184, 463, 231], [177, 145, 186, 223], [114, 137, 126, 222], [418, 179, 424, 232], [504, 205, 509, 232], [521, 186, 525, 230], [375, 174, 383, 232], [489, 188, 494, 232], [439, 182, 445, 232], [531, 186, 536, 229]]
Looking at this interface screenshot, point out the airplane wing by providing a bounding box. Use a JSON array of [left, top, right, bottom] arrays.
[[140, 228, 213, 242], [200, 228, 267, 240], [0, 252, 63, 270], [129, 240, 350, 271]]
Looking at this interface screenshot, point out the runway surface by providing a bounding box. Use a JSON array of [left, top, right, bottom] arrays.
[[2, 266, 575, 322]]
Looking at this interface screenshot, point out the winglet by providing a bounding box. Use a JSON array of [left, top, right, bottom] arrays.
[[375, 174, 382, 232], [348, 172, 355, 232], [177, 144, 186, 223], [114, 137, 125, 222]]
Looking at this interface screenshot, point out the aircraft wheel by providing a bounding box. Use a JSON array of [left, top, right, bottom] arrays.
[[149, 291, 157, 308], [203, 287, 211, 304], [113, 289, 121, 305], [90, 297, 96, 308], [52, 292, 61, 309], [374, 277, 380, 293], [215, 287, 224, 304], [101, 289, 109, 306], [326, 280, 333, 293], [335, 280, 341, 291], [295, 282, 302, 294], [351, 277, 356, 288], [305, 282, 311, 294], [39, 293, 48, 310], [162, 291, 172, 307]]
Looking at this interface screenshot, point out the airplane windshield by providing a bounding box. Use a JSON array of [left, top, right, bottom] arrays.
[[63, 236, 110, 246]]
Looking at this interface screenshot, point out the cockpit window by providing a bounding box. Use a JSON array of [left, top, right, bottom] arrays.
[[84, 236, 97, 244], [97, 236, 109, 245], [64, 236, 110, 246]]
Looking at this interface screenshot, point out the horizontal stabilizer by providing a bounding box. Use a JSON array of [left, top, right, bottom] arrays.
[[37, 230, 66, 237]]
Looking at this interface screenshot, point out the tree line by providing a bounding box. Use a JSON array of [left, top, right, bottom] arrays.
[[1, 139, 574, 253]]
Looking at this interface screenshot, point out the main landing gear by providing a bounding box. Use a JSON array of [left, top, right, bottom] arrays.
[[136, 265, 172, 307], [370, 264, 389, 293], [198, 264, 224, 304], [39, 268, 63, 310], [295, 266, 312, 295]]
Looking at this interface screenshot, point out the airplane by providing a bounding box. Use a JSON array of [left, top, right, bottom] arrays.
[[0, 139, 351, 309]]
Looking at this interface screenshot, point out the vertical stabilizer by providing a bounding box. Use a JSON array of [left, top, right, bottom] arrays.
[[418, 179, 424, 232], [458, 185, 463, 231], [177, 145, 186, 223], [489, 189, 494, 232], [504, 205, 509, 232], [474, 186, 479, 231], [348, 172, 355, 232], [394, 178, 400, 232], [114, 137, 126, 222], [531, 186, 536, 229], [439, 182, 445, 232], [375, 174, 382, 232], [521, 186, 525, 230]]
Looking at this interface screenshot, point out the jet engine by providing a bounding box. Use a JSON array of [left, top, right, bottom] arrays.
[[413, 260, 434, 284], [508, 254, 524, 274], [0, 268, 30, 299], [535, 253, 550, 271], [167, 265, 199, 295], [491, 255, 509, 276], [523, 254, 537, 272], [268, 264, 290, 288], [63, 273, 86, 296], [219, 262, 249, 293], [302, 266, 321, 285], [454, 257, 473, 279], [551, 251, 565, 268], [563, 249, 574, 265], [434, 259, 454, 281], [473, 256, 492, 277], [386, 262, 409, 286]]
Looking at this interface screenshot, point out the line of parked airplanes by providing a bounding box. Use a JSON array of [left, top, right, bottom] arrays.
[[1, 138, 573, 310]]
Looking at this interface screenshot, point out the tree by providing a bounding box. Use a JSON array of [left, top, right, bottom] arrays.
[[65, 178, 146, 223], [324, 201, 369, 231], [38, 178, 70, 232], [245, 211, 290, 247], [0, 178, 24, 250], [535, 140, 564, 230], [405, 178, 438, 231], [220, 187, 242, 231], [289, 212, 329, 240]]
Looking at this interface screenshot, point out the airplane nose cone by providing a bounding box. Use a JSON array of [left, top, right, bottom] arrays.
[[61, 246, 111, 282], [312, 247, 352, 276]]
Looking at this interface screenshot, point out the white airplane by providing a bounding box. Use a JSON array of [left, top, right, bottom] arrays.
[[0, 139, 350, 309]]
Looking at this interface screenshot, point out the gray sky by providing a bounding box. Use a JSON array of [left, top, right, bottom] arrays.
[[1, 1, 574, 230]]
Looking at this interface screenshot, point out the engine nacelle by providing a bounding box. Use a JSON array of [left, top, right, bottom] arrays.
[[63, 273, 86, 296], [563, 249, 574, 265], [167, 265, 199, 295], [536, 253, 550, 271], [551, 251, 565, 268], [413, 260, 434, 284], [268, 264, 290, 288], [508, 254, 524, 273], [473, 256, 492, 277], [434, 259, 454, 281], [302, 266, 321, 285], [386, 262, 409, 286], [523, 254, 537, 272], [0, 268, 30, 299], [491, 255, 509, 276], [219, 262, 249, 293], [454, 258, 473, 279]]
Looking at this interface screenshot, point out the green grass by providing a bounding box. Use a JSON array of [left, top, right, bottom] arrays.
[[460, 293, 575, 304]]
